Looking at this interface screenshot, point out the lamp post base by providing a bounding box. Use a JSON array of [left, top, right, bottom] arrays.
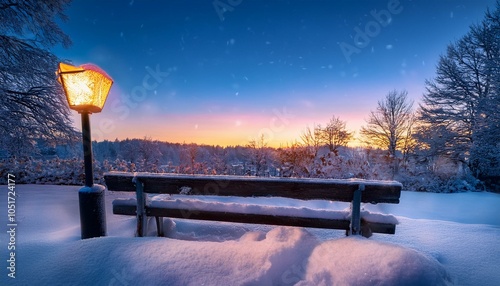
[[79, 184, 107, 239]]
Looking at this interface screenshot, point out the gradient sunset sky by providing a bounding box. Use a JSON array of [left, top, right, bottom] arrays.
[[53, 0, 496, 147]]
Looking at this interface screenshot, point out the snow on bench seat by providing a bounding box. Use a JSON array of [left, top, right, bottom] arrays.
[[113, 195, 399, 235], [105, 172, 402, 203]]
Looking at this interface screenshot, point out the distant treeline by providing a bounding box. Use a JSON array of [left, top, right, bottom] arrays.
[[1, 137, 498, 193]]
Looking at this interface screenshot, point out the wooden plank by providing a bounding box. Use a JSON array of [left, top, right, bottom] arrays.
[[363, 221, 396, 235], [148, 206, 352, 230], [112, 200, 137, 215], [112, 200, 396, 234], [104, 172, 401, 204]]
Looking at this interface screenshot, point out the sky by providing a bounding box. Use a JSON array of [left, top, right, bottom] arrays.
[[52, 0, 497, 147]]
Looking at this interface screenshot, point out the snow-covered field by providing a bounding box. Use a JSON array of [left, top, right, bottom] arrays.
[[1, 184, 499, 285]]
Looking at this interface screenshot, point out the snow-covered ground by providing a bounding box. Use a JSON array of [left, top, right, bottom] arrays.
[[1, 185, 499, 285]]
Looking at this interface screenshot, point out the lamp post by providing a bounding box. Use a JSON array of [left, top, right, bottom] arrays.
[[57, 62, 113, 239]]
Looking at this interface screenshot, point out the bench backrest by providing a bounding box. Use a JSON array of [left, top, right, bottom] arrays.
[[104, 172, 401, 204]]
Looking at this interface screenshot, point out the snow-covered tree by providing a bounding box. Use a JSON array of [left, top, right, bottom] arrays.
[[137, 136, 163, 170], [210, 146, 230, 175], [119, 139, 140, 163], [418, 1, 500, 178], [246, 135, 273, 176], [360, 90, 415, 177], [0, 0, 78, 157], [277, 141, 311, 177], [179, 144, 201, 174]]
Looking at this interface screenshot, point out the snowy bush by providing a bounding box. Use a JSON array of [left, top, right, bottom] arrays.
[[0, 157, 143, 185]]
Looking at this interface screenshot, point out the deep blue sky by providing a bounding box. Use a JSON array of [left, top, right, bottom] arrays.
[[53, 0, 497, 146]]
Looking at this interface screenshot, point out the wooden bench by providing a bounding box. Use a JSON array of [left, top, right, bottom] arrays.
[[104, 172, 402, 238]]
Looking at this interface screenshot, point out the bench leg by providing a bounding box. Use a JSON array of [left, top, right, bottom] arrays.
[[134, 179, 147, 237], [156, 217, 164, 237], [360, 220, 373, 238], [350, 184, 365, 236]]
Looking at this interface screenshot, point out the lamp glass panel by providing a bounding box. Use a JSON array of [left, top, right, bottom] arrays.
[[62, 70, 112, 110], [58, 63, 113, 113]]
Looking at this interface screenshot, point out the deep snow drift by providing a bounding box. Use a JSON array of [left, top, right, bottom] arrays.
[[1, 185, 499, 285]]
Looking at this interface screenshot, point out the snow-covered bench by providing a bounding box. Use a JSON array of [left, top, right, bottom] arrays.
[[104, 172, 402, 238]]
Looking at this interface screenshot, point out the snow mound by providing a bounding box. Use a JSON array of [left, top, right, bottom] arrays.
[[15, 227, 319, 285], [13, 225, 453, 286], [297, 236, 453, 286]]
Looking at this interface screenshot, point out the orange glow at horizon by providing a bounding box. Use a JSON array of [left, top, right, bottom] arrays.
[[74, 109, 367, 148]]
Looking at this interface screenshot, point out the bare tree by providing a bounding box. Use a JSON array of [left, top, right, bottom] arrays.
[[300, 124, 322, 158], [360, 90, 415, 176], [0, 0, 77, 156], [320, 116, 353, 154]]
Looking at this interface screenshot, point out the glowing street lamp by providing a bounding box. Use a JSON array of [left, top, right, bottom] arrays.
[[58, 62, 112, 114], [57, 62, 113, 239]]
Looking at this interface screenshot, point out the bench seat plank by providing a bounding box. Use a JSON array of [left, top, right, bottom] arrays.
[[105, 172, 402, 204], [112, 199, 396, 235]]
